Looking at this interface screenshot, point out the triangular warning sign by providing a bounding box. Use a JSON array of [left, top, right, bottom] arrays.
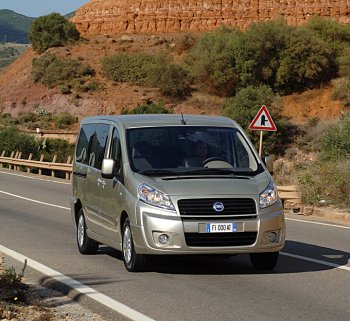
[[249, 105, 277, 131]]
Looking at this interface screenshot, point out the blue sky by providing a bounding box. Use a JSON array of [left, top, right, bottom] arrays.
[[0, 0, 89, 17]]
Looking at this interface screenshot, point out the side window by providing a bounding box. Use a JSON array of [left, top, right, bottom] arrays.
[[110, 127, 121, 162], [89, 124, 110, 170], [75, 124, 95, 165]]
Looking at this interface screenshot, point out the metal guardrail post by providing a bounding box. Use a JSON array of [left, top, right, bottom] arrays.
[[27, 154, 33, 173], [38, 154, 44, 175]]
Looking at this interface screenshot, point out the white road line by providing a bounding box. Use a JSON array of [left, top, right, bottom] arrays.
[[0, 170, 70, 185], [281, 252, 350, 272], [0, 190, 70, 211], [0, 245, 155, 321], [286, 217, 350, 230]]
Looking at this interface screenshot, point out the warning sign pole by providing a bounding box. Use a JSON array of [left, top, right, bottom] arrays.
[[258, 131, 263, 157]]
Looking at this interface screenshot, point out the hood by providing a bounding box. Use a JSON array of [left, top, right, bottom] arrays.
[[134, 172, 271, 197]]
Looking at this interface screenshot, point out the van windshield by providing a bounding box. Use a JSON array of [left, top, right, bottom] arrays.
[[126, 126, 263, 176]]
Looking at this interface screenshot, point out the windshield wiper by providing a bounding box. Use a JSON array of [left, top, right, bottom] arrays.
[[182, 168, 236, 176], [138, 169, 180, 176]]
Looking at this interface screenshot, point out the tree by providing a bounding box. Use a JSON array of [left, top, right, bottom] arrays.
[[29, 13, 80, 53]]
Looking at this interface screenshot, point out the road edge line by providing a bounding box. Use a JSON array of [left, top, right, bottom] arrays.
[[0, 244, 155, 321], [281, 252, 350, 271]]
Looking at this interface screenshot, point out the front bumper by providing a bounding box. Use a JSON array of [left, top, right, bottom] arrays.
[[132, 205, 285, 255]]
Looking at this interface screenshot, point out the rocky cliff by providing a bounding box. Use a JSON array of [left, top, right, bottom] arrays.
[[72, 0, 350, 36]]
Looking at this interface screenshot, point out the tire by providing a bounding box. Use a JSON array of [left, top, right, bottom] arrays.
[[76, 209, 99, 255], [122, 218, 146, 272], [250, 252, 279, 270]]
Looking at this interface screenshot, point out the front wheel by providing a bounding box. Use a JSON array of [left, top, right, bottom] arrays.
[[122, 218, 146, 272], [250, 252, 279, 270], [77, 209, 99, 255]]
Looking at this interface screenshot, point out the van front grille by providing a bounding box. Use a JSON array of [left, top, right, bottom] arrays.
[[185, 232, 257, 247], [178, 198, 256, 218]]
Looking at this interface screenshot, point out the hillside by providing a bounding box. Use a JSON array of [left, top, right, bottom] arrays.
[[0, 33, 344, 123], [0, 9, 35, 43]]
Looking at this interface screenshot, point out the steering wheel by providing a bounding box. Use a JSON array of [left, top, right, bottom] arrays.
[[202, 157, 226, 166]]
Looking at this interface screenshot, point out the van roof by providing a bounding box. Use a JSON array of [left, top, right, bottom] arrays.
[[81, 114, 238, 129]]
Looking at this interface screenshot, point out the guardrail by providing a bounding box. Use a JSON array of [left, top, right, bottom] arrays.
[[0, 151, 301, 205], [0, 150, 72, 180]]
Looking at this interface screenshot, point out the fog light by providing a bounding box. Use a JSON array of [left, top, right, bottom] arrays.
[[268, 232, 278, 242], [158, 234, 169, 245]]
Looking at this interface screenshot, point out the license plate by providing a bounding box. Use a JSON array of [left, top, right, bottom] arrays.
[[206, 223, 237, 233]]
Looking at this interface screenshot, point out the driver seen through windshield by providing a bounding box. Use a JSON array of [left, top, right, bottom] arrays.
[[127, 126, 259, 174]]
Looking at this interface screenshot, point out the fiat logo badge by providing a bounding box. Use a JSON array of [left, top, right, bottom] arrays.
[[213, 202, 224, 212]]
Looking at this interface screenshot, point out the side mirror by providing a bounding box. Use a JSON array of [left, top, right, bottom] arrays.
[[101, 158, 117, 179], [263, 156, 274, 175]]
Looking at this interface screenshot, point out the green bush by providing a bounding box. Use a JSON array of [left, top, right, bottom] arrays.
[[234, 19, 292, 90], [39, 138, 75, 163], [29, 13, 80, 53], [32, 53, 95, 92], [53, 113, 78, 129], [302, 16, 350, 56], [102, 52, 162, 85], [321, 114, 350, 160], [155, 63, 192, 97], [0, 127, 39, 159], [102, 52, 191, 98], [276, 29, 335, 93], [298, 158, 350, 208], [224, 85, 297, 155], [224, 85, 277, 128], [121, 102, 171, 114], [331, 77, 350, 106], [185, 26, 240, 96]]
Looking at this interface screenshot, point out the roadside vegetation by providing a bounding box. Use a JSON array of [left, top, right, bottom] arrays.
[[0, 126, 75, 163], [2, 15, 348, 208], [296, 115, 350, 208]]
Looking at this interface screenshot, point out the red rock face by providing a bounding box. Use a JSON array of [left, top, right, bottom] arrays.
[[72, 0, 350, 36]]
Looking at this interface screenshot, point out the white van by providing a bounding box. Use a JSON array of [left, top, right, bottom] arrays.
[[71, 114, 285, 272]]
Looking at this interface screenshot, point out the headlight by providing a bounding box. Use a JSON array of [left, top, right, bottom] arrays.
[[138, 183, 175, 211], [259, 180, 278, 209]]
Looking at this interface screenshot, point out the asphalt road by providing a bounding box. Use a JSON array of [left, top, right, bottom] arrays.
[[0, 169, 349, 321]]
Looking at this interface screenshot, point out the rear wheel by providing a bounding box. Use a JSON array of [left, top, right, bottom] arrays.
[[122, 218, 146, 272], [77, 209, 99, 254], [250, 252, 279, 270]]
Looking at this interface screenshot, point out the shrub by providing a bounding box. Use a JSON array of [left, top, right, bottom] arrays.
[[276, 29, 335, 93], [331, 77, 350, 106], [321, 114, 350, 160], [224, 85, 297, 155], [153, 63, 192, 97], [0, 127, 39, 159], [32, 53, 96, 92], [234, 18, 292, 90], [29, 13, 80, 53], [121, 102, 171, 114], [302, 16, 350, 56], [298, 158, 350, 208], [224, 85, 277, 128], [102, 53, 191, 98], [39, 138, 75, 163], [102, 52, 162, 85], [53, 113, 78, 129], [185, 26, 240, 96]]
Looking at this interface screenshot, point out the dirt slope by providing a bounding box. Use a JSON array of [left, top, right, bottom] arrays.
[[0, 34, 344, 122]]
